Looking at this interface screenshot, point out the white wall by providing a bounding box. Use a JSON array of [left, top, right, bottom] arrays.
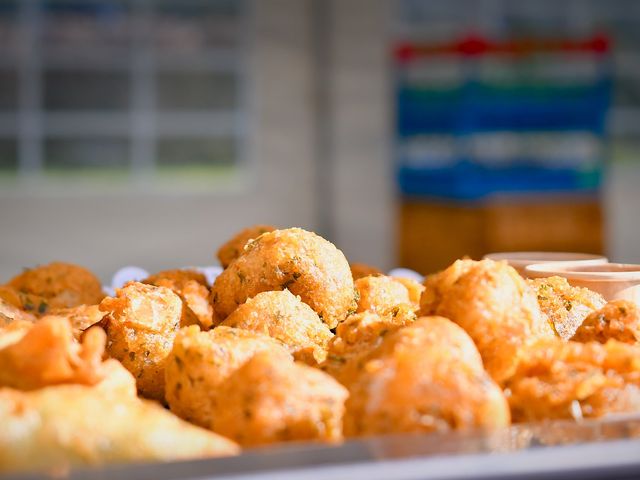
[[329, 0, 394, 270]]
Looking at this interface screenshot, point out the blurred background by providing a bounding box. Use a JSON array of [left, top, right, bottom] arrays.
[[0, 0, 639, 282]]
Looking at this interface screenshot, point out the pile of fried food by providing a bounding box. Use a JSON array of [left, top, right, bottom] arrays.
[[1, 225, 639, 474]]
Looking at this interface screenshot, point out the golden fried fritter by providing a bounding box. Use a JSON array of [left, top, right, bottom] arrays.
[[571, 300, 640, 344], [505, 339, 640, 422], [93, 358, 138, 398], [212, 351, 348, 447], [220, 290, 333, 365], [393, 277, 425, 310], [42, 304, 106, 339], [0, 285, 51, 316], [0, 317, 109, 391], [343, 317, 510, 436], [0, 385, 239, 474], [355, 275, 412, 316], [165, 325, 291, 428], [212, 228, 356, 328], [323, 309, 416, 381], [350, 262, 383, 281], [0, 291, 37, 325], [529, 276, 606, 340], [99, 282, 186, 402], [420, 259, 554, 384], [217, 224, 276, 268], [6, 262, 104, 309], [0, 310, 135, 397], [0, 318, 34, 350], [143, 269, 213, 330]]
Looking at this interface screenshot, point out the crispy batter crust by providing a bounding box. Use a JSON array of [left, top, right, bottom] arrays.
[[220, 289, 333, 365], [420, 259, 554, 384], [211, 228, 356, 328], [212, 351, 348, 446]]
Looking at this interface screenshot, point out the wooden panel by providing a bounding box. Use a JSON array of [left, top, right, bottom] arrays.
[[398, 197, 604, 276]]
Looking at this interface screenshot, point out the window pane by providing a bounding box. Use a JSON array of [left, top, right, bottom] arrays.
[[0, 71, 18, 109], [42, 0, 131, 49], [154, 0, 241, 52], [0, 139, 17, 170], [156, 72, 236, 110], [44, 71, 130, 110], [157, 137, 235, 168], [44, 138, 129, 171]]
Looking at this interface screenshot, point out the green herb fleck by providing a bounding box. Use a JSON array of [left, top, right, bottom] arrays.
[[37, 301, 48, 314], [328, 354, 346, 364]]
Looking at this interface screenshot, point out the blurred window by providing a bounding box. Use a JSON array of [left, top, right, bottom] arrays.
[[0, 0, 248, 188]]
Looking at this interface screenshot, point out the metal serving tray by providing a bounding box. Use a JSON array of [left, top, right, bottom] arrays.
[[7, 414, 640, 480]]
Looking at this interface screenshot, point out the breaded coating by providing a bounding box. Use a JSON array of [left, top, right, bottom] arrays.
[[0, 385, 239, 474], [6, 262, 104, 309], [144, 269, 214, 330], [420, 259, 554, 384], [505, 339, 640, 422], [165, 325, 291, 428], [0, 318, 35, 350], [343, 317, 510, 436], [0, 314, 136, 397], [0, 316, 110, 391], [93, 358, 138, 398], [212, 228, 356, 328], [323, 309, 416, 381], [212, 351, 348, 447], [99, 282, 186, 402], [393, 276, 425, 310], [0, 285, 51, 316], [217, 224, 276, 268], [529, 276, 606, 340], [220, 290, 333, 365], [42, 304, 106, 339], [355, 275, 412, 316], [571, 300, 640, 344], [0, 292, 37, 324], [350, 262, 383, 281]]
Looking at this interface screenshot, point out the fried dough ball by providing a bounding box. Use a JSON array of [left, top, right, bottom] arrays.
[[42, 304, 106, 339], [323, 309, 416, 381], [343, 317, 510, 436], [220, 290, 333, 365], [393, 277, 425, 310], [93, 358, 138, 398], [571, 300, 640, 344], [165, 325, 291, 428], [0, 318, 35, 350], [0, 316, 109, 391], [217, 224, 276, 268], [5, 262, 104, 309], [212, 351, 348, 447], [0, 292, 37, 324], [212, 228, 356, 328], [350, 262, 383, 280], [143, 269, 214, 329], [99, 282, 187, 402], [420, 259, 554, 384], [355, 275, 412, 316], [0, 385, 239, 474], [505, 339, 640, 422], [0, 285, 51, 316], [529, 276, 606, 340]]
